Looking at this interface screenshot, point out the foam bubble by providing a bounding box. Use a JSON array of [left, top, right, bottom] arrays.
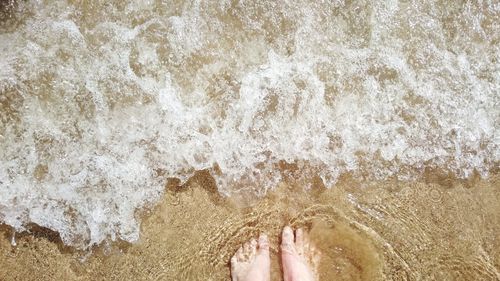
[[0, 0, 498, 248]]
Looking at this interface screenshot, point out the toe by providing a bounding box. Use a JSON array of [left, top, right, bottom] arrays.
[[295, 228, 304, 247], [243, 241, 254, 260], [282, 226, 294, 246], [250, 238, 258, 247], [295, 228, 304, 256], [258, 233, 269, 253], [249, 238, 258, 256], [311, 250, 321, 269], [281, 226, 296, 254], [230, 254, 238, 267], [313, 252, 321, 265], [236, 246, 245, 261], [243, 241, 251, 253]]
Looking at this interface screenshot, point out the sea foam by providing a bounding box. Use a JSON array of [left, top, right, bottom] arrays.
[[0, 0, 498, 248]]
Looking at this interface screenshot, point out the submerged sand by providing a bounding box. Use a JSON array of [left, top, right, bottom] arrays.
[[0, 173, 499, 281]]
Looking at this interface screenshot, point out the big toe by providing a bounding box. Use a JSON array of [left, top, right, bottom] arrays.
[[258, 233, 269, 253], [282, 226, 294, 245]]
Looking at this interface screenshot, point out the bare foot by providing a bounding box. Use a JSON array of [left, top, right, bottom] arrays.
[[281, 226, 320, 281], [231, 233, 271, 281]]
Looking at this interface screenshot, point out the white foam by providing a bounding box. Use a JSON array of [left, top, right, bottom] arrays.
[[0, 0, 498, 248]]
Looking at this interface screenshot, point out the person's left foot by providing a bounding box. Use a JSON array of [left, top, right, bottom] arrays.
[[231, 233, 271, 281]]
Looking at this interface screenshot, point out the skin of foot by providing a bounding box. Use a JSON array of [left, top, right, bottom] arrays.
[[231, 233, 271, 281], [281, 226, 321, 281]]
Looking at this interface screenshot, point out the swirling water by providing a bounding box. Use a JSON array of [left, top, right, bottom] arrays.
[[0, 0, 498, 249]]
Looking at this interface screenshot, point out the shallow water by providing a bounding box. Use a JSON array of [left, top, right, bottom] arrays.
[[1, 0, 498, 250], [0, 1, 499, 278], [0, 175, 499, 280]]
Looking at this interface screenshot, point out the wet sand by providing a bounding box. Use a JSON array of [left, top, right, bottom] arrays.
[[0, 172, 499, 280]]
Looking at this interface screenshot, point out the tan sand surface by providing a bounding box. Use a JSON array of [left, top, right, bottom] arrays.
[[1, 172, 499, 280]]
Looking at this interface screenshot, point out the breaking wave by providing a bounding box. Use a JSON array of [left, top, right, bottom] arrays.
[[0, 0, 498, 248]]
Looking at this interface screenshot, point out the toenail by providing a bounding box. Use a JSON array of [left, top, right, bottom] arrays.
[[259, 233, 268, 241], [296, 228, 303, 237]]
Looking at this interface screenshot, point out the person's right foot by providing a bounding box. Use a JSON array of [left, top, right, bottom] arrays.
[[281, 226, 320, 281]]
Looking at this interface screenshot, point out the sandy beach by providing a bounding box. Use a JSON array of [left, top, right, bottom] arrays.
[[1, 172, 498, 280], [1, 1, 499, 280]]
